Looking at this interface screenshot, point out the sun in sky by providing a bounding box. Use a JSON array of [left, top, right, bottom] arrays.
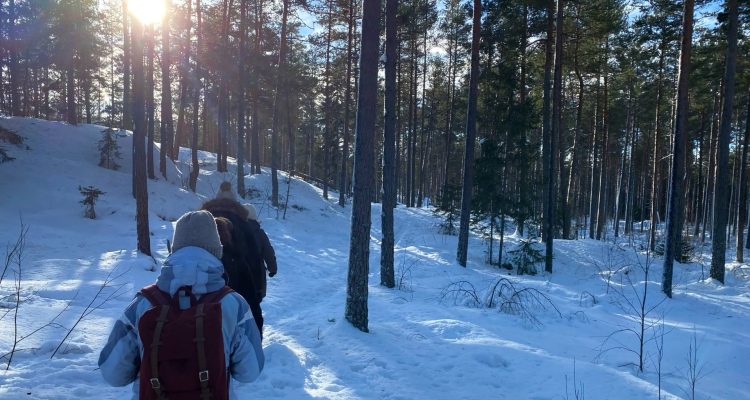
[[128, 0, 166, 26]]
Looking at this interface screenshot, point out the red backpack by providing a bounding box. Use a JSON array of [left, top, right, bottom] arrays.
[[138, 284, 234, 400]]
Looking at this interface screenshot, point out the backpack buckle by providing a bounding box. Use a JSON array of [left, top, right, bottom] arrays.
[[199, 370, 210, 383], [150, 378, 161, 389]]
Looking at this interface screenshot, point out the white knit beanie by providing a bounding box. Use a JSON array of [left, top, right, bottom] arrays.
[[171, 210, 223, 259], [245, 203, 258, 221], [216, 181, 237, 200]]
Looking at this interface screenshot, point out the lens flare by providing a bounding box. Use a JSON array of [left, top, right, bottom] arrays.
[[128, 0, 166, 26]]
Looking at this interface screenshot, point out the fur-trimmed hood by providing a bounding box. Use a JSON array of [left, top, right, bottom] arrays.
[[201, 198, 249, 220]]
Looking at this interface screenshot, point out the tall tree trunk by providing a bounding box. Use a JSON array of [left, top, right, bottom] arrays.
[[663, 0, 693, 298], [322, 0, 334, 199], [456, 0, 481, 267], [441, 16, 458, 209], [66, 67, 76, 125], [693, 112, 706, 237], [596, 40, 610, 241], [8, 0, 19, 116], [565, 8, 582, 239], [132, 20, 151, 256], [615, 87, 633, 238], [146, 28, 156, 180], [160, 3, 174, 179], [711, 0, 738, 283], [410, 38, 418, 208], [174, 0, 192, 160], [649, 43, 666, 251], [417, 30, 428, 208], [703, 86, 720, 242], [346, 0, 380, 333], [270, 0, 290, 207], [736, 91, 750, 260], [339, 0, 356, 207], [250, 0, 264, 174], [122, 0, 132, 130], [588, 70, 601, 239], [625, 103, 639, 235], [237, 0, 247, 197], [189, 0, 203, 192], [381, 0, 397, 288], [545, 0, 562, 272]]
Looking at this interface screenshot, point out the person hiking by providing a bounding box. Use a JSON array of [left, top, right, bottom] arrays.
[[201, 181, 273, 336], [244, 203, 278, 303], [214, 216, 258, 315], [98, 210, 264, 399]]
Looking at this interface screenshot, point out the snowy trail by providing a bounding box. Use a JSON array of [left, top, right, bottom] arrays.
[[1, 118, 749, 399]]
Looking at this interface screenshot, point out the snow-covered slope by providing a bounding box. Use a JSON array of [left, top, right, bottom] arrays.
[[0, 117, 748, 399]]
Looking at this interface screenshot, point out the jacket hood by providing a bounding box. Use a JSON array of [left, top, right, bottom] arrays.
[[156, 246, 226, 296]]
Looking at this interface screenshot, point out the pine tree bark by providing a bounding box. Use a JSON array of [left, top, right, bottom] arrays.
[[173, 0, 191, 161], [588, 70, 601, 239], [237, 0, 247, 197], [663, 0, 693, 298], [250, 0, 263, 175], [189, 0, 203, 192], [615, 88, 633, 238], [649, 43, 666, 251], [132, 20, 151, 256], [735, 91, 750, 260], [381, 0, 398, 288], [122, 0, 132, 131], [339, 0, 356, 207], [146, 29, 156, 180], [8, 0, 20, 116], [456, 0, 481, 267], [346, 0, 380, 332], [546, 0, 563, 272], [711, 0, 738, 283], [160, 4, 174, 179], [322, 0, 334, 200], [441, 16, 458, 209], [66, 67, 76, 125], [270, 0, 290, 207], [596, 40, 610, 241], [564, 7, 582, 239]]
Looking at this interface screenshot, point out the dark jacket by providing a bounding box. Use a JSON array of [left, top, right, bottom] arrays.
[[201, 198, 268, 302], [246, 219, 277, 299]]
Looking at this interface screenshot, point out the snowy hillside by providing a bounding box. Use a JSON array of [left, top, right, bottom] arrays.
[[0, 117, 748, 399]]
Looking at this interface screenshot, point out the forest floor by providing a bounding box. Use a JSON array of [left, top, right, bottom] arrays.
[[0, 117, 748, 399]]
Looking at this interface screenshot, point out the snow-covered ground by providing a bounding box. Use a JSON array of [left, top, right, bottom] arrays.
[[0, 117, 748, 399]]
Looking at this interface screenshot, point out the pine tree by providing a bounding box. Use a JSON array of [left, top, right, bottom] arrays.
[[346, 0, 381, 333], [663, 0, 694, 298], [456, 0, 481, 267], [711, 0, 739, 284]]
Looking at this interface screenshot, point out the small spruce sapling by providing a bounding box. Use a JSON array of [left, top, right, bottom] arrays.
[[79, 186, 105, 219], [508, 234, 545, 275], [98, 128, 122, 170], [436, 184, 460, 235]]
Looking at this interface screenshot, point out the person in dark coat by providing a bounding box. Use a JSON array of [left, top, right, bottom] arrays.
[[214, 216, 256, 306], [244, 204, 278, 302], [202, 182, 275, 336]]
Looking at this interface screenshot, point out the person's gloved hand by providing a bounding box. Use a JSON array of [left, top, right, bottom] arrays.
[[268, 271, 276, 278]]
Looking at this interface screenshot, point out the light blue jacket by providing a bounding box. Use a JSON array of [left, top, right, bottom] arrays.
[[98, 246, 264, 398]]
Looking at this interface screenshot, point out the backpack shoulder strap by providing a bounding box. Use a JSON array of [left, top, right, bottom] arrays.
[[140, 284, 171, 306], [198, 286, 235, 305]]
